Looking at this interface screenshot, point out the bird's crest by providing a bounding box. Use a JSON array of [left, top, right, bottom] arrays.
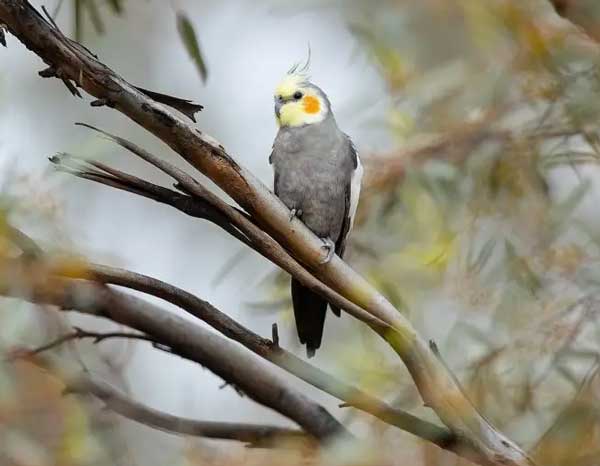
[[287, 44, 311, 76], [275, 45, 312, 97]]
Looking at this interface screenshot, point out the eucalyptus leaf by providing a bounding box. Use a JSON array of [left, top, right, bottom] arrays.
[[469, 238, 497, 274], [106, 0, 123, 14], [85, 0, 105, 35], [73, 0, 82, 42], [176, 13, 208, 83]]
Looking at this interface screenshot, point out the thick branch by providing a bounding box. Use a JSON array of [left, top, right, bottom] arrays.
[[85, 263, 454, 448], [56, 126, 386, 332], [0, 2, 533, 464], [66, 373, 308, 447], [0, 260, 347, 441], [7, 228, 454, 449]]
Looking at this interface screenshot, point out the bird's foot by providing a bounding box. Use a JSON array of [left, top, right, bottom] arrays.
[[319, 237, 335, 264], [289, 208, 303, 221]]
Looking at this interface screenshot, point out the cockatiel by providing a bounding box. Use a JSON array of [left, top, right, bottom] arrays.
[[269, 67, 363, 357]]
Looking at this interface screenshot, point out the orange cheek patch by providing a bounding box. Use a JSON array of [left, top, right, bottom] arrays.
[[303, 95, 321, 114]]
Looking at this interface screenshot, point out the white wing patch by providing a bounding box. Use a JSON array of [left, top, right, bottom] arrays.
[[348, 155, 363, 232]]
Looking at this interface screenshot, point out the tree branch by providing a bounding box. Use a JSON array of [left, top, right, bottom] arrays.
[[66, 373, 309, 447], [548, 0, 600, 43], [0, 2, 534, 464], [6, 226, 455, 450], [6, 327, 161, 361], [0, 258, 348, 442], [85, 263, 455, 449], [53, 125, 387, 332]]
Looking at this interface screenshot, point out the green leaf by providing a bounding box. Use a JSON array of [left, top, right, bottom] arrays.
[[468, 238, 496, 274], [106, 0, 123, 14], [85, 0, 105, 35], [504, 240, 541, 295], [74, 0, 83, 42], [176, 12, 208, 83]]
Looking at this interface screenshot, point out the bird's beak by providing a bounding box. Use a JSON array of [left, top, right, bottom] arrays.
[[274, 100, 283, 119]]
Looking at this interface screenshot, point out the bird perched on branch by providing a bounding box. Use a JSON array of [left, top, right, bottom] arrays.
[[269, 63, 363, 357]]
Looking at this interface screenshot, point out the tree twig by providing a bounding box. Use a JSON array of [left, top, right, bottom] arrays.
[[65, 373, 309, 447], [6, 327, 160, 361]]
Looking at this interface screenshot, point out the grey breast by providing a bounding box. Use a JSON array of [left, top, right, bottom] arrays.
[[272, 116, 355, 242]]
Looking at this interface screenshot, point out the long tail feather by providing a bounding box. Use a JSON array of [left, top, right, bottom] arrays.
[[291, 279, 328, 358]]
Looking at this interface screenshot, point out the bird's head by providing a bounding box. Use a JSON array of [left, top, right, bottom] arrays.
[[274, 71, 330, 128]]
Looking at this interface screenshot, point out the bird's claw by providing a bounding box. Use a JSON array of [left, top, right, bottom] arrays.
[[319, 238, 335, 264], [289, 208, 303, 221]]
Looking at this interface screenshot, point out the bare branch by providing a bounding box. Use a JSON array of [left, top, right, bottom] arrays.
[[0, 259, 348, 442], [6, 327, 159, 361], [66, 373, 309, 447], [51, 127, 388, 332], [4, 225, 454, 449], [84, 263, 455, 449], [49, 152, 254, 248]]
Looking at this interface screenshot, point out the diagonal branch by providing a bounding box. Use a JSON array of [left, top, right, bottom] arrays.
[[65, 373, 309, 447], [50, 152, 254, 248], [50, 128, 388, 330], [0, 258, 348, 442], [6, 327, 160, 361], [0, 2, 534, 464], [7, 227, 455, 449], [85, 263, 455, 448]]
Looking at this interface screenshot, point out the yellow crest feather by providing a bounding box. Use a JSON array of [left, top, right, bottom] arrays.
[[275, 73, 308, 99]]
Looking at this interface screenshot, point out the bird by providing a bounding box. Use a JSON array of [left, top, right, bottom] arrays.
[[269, 65, 363, 357]]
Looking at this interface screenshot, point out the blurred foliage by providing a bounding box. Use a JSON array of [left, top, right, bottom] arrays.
[[54, 0, 208, 83], [269, 0, 600, 463], [341, 0, 600, 462], [176, 12, 208, 83]]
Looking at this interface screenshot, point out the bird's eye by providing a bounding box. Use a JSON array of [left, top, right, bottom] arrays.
[[293, 91, 303, 100]]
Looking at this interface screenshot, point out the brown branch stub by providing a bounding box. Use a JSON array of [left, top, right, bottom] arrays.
[[271, 323, 280, 348], [38, 66, 56, 78], [90, 98, 114, 108], [134, 86, 203, 122]]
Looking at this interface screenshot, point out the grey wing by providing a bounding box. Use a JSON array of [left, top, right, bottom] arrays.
[[330, 141, 363, 317], [269, 147, 280, 195], [329, 183, 351, 318], [335, 139, 363, 257], [335, 182, 352, 257]]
